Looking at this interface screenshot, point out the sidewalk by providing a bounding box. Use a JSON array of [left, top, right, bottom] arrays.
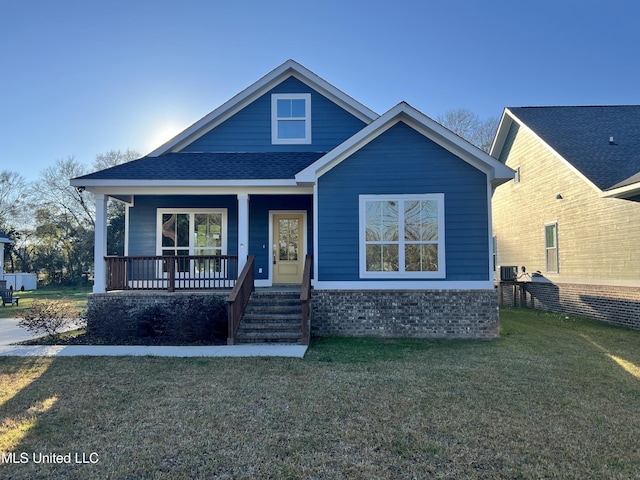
[[0, 344, 308, 358], [0, 317, 307, 358]]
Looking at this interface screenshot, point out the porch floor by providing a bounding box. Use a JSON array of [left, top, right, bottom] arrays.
[[0, 344, 307, 358]]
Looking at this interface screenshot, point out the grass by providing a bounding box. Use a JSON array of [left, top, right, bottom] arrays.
[[0, 308, 639, 479], [0, 285, 91, 319]]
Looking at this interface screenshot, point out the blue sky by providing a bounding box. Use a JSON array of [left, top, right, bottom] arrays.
[[2, 0, 639, 180]]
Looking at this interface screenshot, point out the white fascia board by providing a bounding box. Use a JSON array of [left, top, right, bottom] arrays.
[[601, 182, 640, 199], [501, 108, 603, 195], [295, 122, 390, 183], [148, 60, 378, 157], [286, 66, 379, 123], [81, 184, 313, 197], [400, 109, 514, 183], [71, 178, 299, 189], [312, 280, 495, 290], [489, 109, 512, 158], [296, 102, 514, 185]]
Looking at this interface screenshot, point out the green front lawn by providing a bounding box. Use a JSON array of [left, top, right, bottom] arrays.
[[0, 285, 91, 319], [1, 309, 639, 479]]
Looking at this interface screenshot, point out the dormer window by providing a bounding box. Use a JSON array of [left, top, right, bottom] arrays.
[[272, 93, 311, 144]]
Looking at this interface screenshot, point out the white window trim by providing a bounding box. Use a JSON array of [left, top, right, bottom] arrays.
[[358, 194, 446, 279], [545, 221, 559, 274], [156, 208, 228, 256], [271, 93, 311, 144]]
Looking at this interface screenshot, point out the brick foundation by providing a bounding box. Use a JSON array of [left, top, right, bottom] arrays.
[[311, 290, 499, 339], [516, 282, 640, 331], [89, 291, 230, 310], [89, 289, 500, 340]]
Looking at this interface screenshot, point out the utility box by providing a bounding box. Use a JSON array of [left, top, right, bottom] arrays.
[[499, 266, 518, 282]]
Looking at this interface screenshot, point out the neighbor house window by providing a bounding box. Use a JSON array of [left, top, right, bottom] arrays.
[[545, 222, 558, 273], [157, 209, 227, 273], [271, 93, 311, 144], [359, 194, 445, 278]]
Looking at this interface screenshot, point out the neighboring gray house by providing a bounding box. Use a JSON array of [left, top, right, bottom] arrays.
[[492, 106, 640, 330]]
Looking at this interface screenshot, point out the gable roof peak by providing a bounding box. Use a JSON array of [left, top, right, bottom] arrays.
[[296, 102, 514, 188], [148, 60, 379, 157]]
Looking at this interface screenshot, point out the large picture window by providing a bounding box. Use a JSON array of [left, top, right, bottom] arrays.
[[157, 209, 227, 273], [271, 93, 311, 144], [359, 194, 445, 278]]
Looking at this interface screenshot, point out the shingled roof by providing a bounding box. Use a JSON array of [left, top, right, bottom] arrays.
[[74, 152, 326, 182], [506, 106, 640, 191]]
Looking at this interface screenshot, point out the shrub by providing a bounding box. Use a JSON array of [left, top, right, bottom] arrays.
[[85, 301, 136, 344], [18, 298, 85, 338], [85, 295, 228, 345], [135, 304, 172, 341]]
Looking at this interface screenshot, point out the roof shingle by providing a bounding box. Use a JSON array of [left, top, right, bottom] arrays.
[[509, 106, 640, 191], [74, 152, 327, 182]]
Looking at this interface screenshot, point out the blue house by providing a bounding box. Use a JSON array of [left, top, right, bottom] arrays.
[[72, 60, 513, 341]]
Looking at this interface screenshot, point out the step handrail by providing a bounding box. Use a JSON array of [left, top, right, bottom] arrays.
[[300, 254, 312, 346], [227, 255, 255, 345]]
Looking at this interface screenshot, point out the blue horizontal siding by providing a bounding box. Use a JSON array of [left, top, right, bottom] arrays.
[[128, 195, 238, 256], [317, 121, 490, 282], [182, 77, 366, 153], [127, 195, 312, 282]]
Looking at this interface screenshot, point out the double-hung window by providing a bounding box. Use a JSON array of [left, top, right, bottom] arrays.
[[545, 222, 559, 273], [359, 194, 445, 278], [157, 209, 227, 274], [271, 93, 311, 144]]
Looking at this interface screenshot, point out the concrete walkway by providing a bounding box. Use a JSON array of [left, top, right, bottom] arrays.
[[0, 344, 308, 358], [0, 317, 307, 358], [0, 316, 45, 345]]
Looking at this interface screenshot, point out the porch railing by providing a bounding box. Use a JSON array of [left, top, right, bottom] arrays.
[[300, 254, 313, 346], [227, 255, 255, 345], [105, 255, 239, 291]]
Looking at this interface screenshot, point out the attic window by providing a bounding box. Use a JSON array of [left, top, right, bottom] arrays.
[[271, 94, 311, 144]]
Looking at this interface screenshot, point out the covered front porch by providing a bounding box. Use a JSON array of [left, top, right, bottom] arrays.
[[92, 190, 313, 294], [81, 177, 315, 345], [89, 254, 312, 346]]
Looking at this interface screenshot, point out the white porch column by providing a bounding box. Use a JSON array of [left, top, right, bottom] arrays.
[[237, 193, 250, 273], [93, 193, 108, 293]]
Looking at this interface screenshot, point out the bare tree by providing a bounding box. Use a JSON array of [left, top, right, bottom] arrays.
[[92, 148, 140, 172], [0, 170, 29, 230], [91, 149, 140, 255], [33, 156, 94, 228], [474, 116, 500, 154], [437, 108, 499, 153]]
